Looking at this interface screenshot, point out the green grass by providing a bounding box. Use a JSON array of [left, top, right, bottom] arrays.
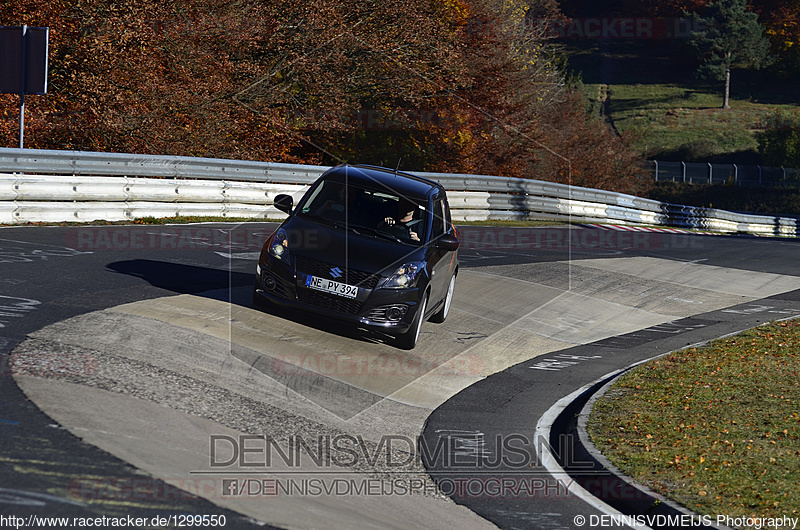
[[588, 319, 800, 519], [568, 40, 800, 165], [454, 219, 565, 227], [128, 216, 278, 225], [604, 83, 787, 161], [3, 217, 566, 228], [2, 216, 283, 227]]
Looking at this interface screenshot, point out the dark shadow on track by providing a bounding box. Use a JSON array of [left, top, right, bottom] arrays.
[[106, 259, 252, 294], [105, 259, 399, 346]]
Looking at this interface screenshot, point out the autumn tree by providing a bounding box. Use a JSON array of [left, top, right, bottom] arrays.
[[233, 0, 471, 169], [445, 0, 647, 191], [1, 0, 648, 193], [557, 0, 709, 17], [687, 0, 773, 108], [1, 1, 295, 159], [752, 0, 800, 77]]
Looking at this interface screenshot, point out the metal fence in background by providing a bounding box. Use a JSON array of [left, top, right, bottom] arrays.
[[652, 160, 800, 187]]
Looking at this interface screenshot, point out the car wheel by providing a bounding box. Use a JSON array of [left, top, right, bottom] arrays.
[[430, 274, 455, 324], [397, 295, 427, 350]]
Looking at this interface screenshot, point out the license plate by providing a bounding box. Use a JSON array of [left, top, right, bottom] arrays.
[[305, 275, 359, 299]]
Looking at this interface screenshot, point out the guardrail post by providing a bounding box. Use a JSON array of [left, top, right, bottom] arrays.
[[18, 25, 27, 149]]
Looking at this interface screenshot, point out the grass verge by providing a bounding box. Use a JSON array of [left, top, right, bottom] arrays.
[[3, 217, 566, 228], [1, 216, 283, 227], [587, 319, 800, 519]]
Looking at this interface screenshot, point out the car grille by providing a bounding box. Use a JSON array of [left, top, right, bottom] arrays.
[[295, 255, 381, 289], [298, 289, 364, 315]]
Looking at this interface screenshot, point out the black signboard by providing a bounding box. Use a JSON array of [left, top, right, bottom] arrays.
[[0, 25, 49, 94]]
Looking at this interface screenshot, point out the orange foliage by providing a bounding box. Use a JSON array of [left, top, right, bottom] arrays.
[[753, 1, 800, 74], [1, 0, 648, 193]]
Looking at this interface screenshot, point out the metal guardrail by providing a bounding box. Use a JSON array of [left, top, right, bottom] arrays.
[[0, 172, 310, 223], [1, 148, 798, 236], [0, 148, 330, 183]]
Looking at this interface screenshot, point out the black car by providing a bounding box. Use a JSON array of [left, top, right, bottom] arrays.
[[253, 164, 459, 349]]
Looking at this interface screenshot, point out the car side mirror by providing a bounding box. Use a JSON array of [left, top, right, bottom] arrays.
[[436, 233, 459, 251], [273, 194, 293, 215]]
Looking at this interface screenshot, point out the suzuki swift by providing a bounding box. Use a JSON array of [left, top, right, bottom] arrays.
[[253, 164, 459, 349]]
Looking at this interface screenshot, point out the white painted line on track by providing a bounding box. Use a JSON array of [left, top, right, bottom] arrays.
[[534, 368, 654, 530]]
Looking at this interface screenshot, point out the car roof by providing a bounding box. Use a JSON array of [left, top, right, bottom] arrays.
[[320, 164, 444, 202]]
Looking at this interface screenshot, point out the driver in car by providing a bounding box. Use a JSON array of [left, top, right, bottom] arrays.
[[381, 199, 421, 242]]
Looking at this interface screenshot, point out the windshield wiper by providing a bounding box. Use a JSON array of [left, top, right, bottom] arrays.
[[300, 212, 341, 229], [349, 224, 407, 244]]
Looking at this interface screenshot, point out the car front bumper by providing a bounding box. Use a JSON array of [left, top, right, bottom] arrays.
[[255, 257, 423, 334]]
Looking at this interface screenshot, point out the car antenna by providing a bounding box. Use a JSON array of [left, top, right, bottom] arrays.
[[394, 157, 402, 176]]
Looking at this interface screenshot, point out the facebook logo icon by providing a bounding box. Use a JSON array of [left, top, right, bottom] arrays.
[[221, 479, 239, 496]]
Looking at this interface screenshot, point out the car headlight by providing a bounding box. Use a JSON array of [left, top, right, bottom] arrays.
[[268, 228, 290, 261], [383, 261, 425, 289]]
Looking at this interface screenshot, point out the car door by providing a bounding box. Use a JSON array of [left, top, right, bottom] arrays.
[[427, 196, 456, 307]]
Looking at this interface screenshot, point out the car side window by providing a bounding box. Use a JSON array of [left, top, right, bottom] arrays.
[[432, 199, 445, 239]]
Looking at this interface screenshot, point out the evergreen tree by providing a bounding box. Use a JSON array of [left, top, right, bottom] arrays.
[[688, 0, 772, 109]]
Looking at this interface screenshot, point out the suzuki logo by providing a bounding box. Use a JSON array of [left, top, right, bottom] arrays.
[[330, 267, 343, 279]]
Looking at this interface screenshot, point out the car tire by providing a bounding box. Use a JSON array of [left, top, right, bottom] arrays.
[[430, 274, 455, 324], [397, 295, 427, 350]]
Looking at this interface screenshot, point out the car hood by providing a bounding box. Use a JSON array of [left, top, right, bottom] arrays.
[[283, 215, 425, 276]]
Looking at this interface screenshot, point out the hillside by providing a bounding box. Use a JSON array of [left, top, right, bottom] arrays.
[[567, 39, 798, 165], [559, 1, 800, 167], [3, 0, 797, 198], [0, 0, 647, 194]]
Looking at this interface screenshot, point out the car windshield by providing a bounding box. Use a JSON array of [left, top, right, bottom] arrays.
[[298, 179, 428, 245]]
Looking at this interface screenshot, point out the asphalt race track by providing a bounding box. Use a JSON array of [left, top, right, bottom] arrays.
[[2, 222, 799, 529]]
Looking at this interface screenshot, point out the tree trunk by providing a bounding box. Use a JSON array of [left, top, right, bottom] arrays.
[[723, 67, 731, 109]]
